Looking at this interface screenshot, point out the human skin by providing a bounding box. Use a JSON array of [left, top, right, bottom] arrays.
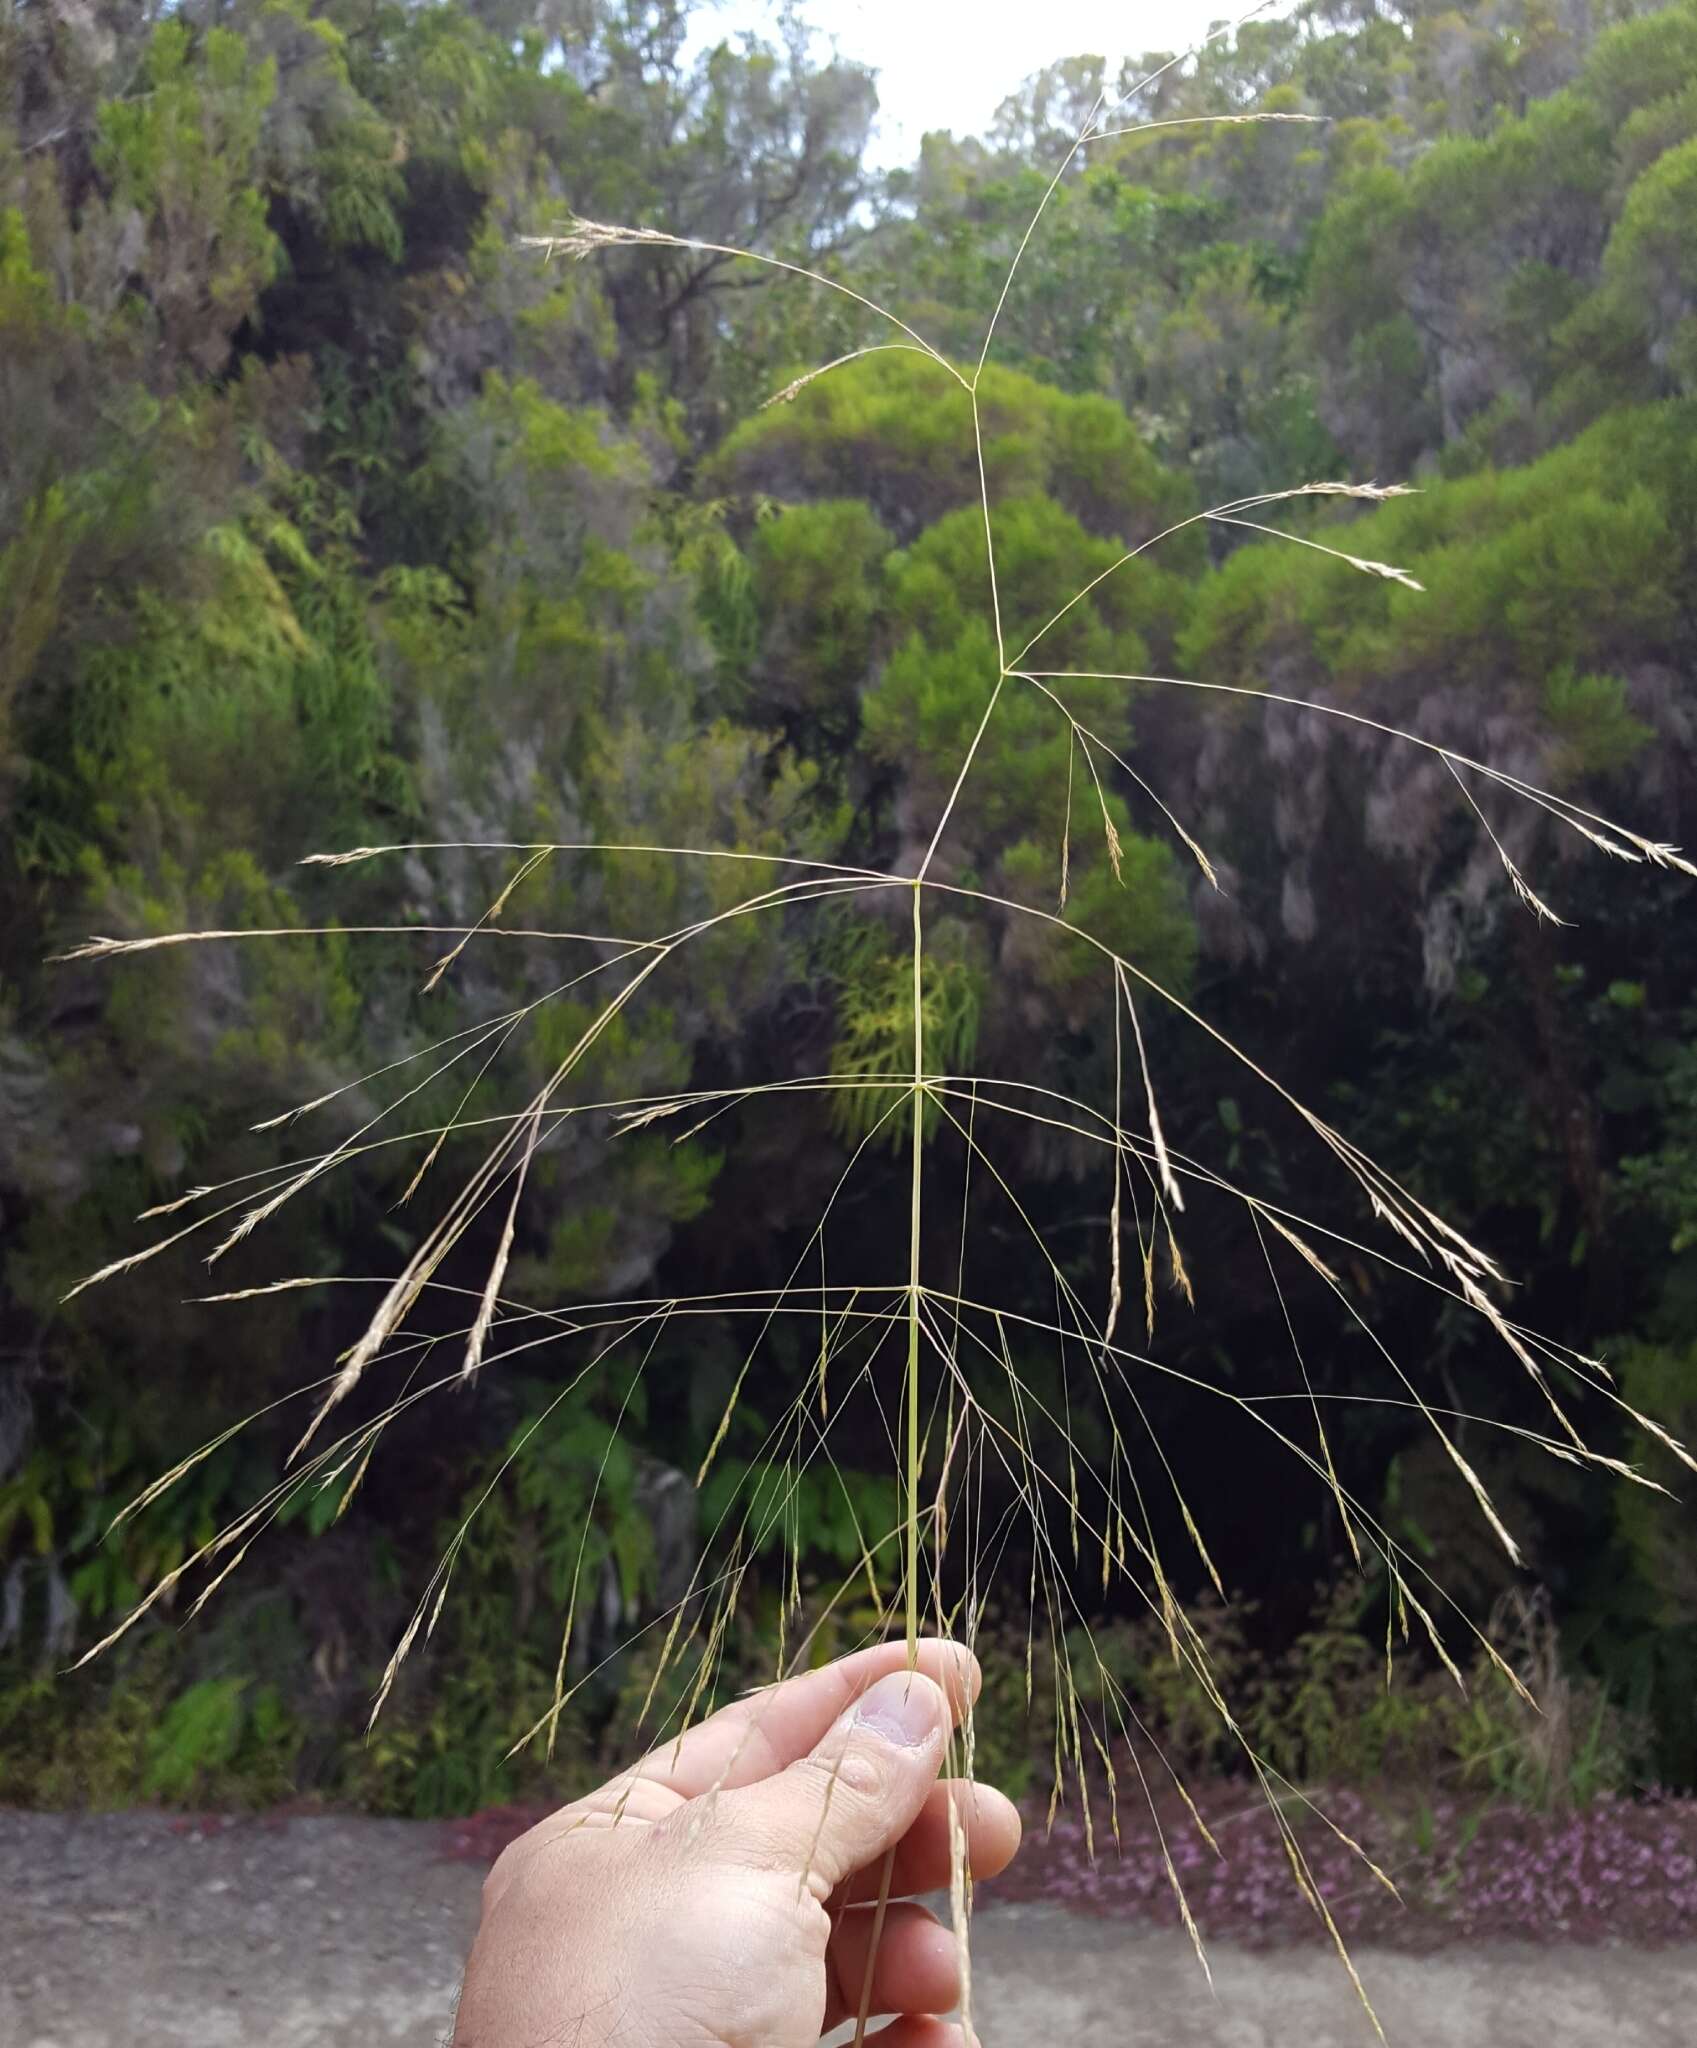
[[451, 1638, 1021, 2048]]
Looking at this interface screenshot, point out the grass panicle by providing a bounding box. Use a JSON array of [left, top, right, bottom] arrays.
[[58, 15, 1697, 2043]]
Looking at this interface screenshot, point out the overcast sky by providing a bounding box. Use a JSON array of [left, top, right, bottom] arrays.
[[681, 1, 1293, 165]]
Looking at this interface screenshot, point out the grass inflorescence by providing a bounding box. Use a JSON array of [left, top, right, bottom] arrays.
[[60, 13, 1696, 2040]]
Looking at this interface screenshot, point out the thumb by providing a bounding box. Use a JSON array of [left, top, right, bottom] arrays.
[[716, 1668, 951, 1899]]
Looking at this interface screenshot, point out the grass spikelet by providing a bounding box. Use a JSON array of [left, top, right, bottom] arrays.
[[461, 1110, 541, 1381], [1103, 1019, 1125, 1346], [186, 1540, 256, 1621], [614, 1097, 692, 1132], [1286, 479, 1419, 501], [299, 845, 385, 866], [1162, 1842, 1214, 1988], [521, 216, 677, 262], [1119, 966, 1183, 1214], [1444, 755, 1568, 924], [1165, 1222, 1194, 1307], [1060, 733, 1076, 910], [61, 1229, 195, 1302], [1179, 1497, 1227, 1603], [1208, 513, 1425, 587], [1438, 1436, 1523, 1567], [1143, 1237, 1157, 1341], [422, 848, 553, 995], [1339, 552, 1424, 591], [1170, 1770, 1222, 1860], [1281, 1827, 1386, 2041], [53, 929, 273, 962], [68, 1559, 195, 1668], [1624, 1404, 1697, 1476], [1262, 1211, 1342, 1286], [1171, 816, 1219, 891], [136, 1185, 215, 1220], [1633, 838, 1697, 876], [1102, 812, 1124, 882], [1400, 1581, 1470, 1697], [195, 1275, 330, 1303], [1506, 863, 1569, 926], [367, 1598, 429, 1731]]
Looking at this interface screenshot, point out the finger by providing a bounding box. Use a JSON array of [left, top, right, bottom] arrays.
[[712, 1667, 952, 1896], [858, 2019, 973, 2048], [833, 1779, 1022, 1905], [629, 1638, 979, 1799], [823, 1902, 958, 2030], [491, 1646, 982, 1855], [478, 1771, 685, 1900]]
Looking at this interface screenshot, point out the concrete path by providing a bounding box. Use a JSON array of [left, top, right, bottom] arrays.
[[4, 1809, 1694, 2047]]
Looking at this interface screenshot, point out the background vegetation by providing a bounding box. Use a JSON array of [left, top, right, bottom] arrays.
[[2, 0, 1694, 1817]]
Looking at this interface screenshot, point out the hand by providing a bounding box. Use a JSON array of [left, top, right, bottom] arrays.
[[451, 1638, 1021, 2048]]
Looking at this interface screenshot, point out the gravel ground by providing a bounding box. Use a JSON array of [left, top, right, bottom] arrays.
[[2, 1811, 474, 2048], [5, 1807, 1697, 2047]]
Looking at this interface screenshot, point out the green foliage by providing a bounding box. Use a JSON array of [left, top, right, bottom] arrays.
[[866, 496, 1186, 848], [1182, 405, 1689, 703], [0, 203, 68, 390], [5, 0, 1697, 1819], [256, 0, 406, 260], [1603, 137, 1697, 388], [827, 929, 984, 1147], [94, 22, 282, 359], [1618, 1028, 1697, 1274], [1541, 669, 1653, 783], [746, 500, 891, 739], [1049, 1582, 1637, 1809], [143, 1677, 300, 1802], [456, 1384, 659, 1640], [1002, 820, 1197, 1004], [716, 354, 1201, 556], [700, 1458, 899, 1578], [1612, 1340, 1697, 1644], [1585, 1, 1697, 131]]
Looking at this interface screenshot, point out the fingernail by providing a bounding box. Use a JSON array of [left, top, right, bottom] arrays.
[[853, 1671, 941, 1750]]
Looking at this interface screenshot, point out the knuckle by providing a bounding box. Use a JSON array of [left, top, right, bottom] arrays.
[[803, 1740, 886, 1806]]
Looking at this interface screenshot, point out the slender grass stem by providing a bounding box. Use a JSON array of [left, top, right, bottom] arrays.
[[856, 887, 925, 2048], [905, 877, 925, 1662], [853, 1849, 897, 2044]]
